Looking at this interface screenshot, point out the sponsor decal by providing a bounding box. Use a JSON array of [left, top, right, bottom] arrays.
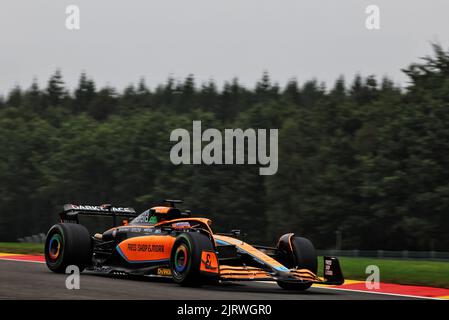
[[69, 204, 134, 213], [200, 251, 218, 273], [172, 222, 191, 229], [325, 258, 333, 276], [157, 268, 172, 276], [117, 235, 175, 263], [127, 243, 165, 253]]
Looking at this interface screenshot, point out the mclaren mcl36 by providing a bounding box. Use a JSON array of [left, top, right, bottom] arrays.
[[44, 200, 344, 290]]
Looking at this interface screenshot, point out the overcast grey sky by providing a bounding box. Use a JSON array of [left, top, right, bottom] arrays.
[[0, 0, 448, 94]]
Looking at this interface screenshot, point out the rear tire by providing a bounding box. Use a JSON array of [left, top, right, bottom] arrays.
[[277, 235, 317, 290], [170, 232, 214, 286], [44, 223, 92, 273]]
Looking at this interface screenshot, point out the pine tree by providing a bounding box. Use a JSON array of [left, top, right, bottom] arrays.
[[199, 80, 219, 113], [25, 78, 43, 112], [179, 74, 196, 112], [255, 71, 279, 101], [46, 70, 67, 107], [7, 85, 23, 107], [283, 78, 301, 105], [137, 78, 150, 96], [88, 87, 117, 120], [74, 73, 96, 113], [331, 76, 346, 100]]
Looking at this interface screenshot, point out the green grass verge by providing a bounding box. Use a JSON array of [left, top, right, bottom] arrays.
[[320, 256, 449, 289], [0, 242, 44, 254]]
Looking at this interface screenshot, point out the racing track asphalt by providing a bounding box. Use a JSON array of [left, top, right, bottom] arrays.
[[0, 260, 421, 300]]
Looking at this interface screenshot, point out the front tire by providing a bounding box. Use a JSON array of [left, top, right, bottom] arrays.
[[44, 223, 92, 273], [277, 235, 317, 290], [170, 232, 214, 286]]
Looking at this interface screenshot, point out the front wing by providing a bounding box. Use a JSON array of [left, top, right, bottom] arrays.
[[216, 256, 344, 285]]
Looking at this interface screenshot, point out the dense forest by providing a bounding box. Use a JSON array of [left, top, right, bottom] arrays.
[[1, 45, 448, 250]]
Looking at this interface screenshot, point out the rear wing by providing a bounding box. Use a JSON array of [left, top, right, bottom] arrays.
[[60, 204, 138, 226]]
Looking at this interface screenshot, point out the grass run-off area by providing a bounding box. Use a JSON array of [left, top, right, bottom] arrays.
[[0, 242, 44, 254], [0, 242, 448, 288], [323, 257, 449, 289]]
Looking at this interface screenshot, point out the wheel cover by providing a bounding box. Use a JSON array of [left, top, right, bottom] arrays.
[[174, 244, 189, 273], [48, 234, 62, 261]]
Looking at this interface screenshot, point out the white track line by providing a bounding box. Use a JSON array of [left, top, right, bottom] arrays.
[[312, 285, 442, 300], [254, 280, 443, 300]]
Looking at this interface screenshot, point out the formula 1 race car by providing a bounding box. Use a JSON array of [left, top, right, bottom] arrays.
[[44, 200, 344, 290]]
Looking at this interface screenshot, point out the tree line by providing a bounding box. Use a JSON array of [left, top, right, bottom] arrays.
[[0, 45, 448, 250]]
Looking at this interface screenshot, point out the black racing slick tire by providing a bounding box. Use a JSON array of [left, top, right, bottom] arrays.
[[277, 235, 318, 290], [44, 223, 92, 273], [170, 232, 215, 286]]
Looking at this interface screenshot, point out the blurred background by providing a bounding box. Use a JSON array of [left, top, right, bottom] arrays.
[[0, 0, 449, 252]]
